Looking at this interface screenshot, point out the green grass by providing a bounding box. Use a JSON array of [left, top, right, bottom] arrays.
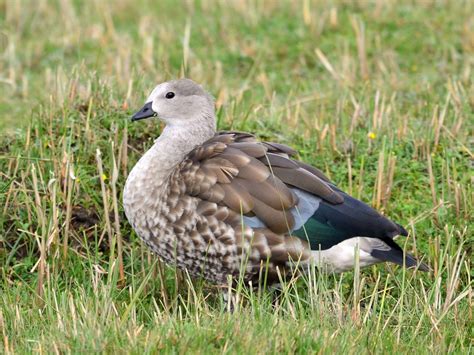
[[1, 0, 473, 353]]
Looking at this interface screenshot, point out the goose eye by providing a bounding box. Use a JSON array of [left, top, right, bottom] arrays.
[[165, 92, 175, 99]]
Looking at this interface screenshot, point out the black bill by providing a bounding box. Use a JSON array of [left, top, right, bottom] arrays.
[[131, 102, 156, 121]]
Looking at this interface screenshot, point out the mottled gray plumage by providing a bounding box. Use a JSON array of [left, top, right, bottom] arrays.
[[124, 79, 428, 287]]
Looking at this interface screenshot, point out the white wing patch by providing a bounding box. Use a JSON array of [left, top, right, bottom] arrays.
[[290, 188, 321, 231], [242, 188, 321, 231], [242, 215, 266, 229]]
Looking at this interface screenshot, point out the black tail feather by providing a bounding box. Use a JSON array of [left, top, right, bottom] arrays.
[[396, 223, 409, 237], [371, 244, 430, 271]]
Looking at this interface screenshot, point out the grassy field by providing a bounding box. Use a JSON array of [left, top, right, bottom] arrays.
[[1, 0, 473, 353]]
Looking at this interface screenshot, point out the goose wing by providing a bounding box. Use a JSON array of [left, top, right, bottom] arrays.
[[180, 131, 344, 234], [178, 131, 427, 271]]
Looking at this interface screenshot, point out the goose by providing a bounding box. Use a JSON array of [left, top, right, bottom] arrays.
[[123, 78, 428, 288]]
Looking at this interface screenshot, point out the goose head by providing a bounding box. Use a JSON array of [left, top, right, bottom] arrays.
[[131, 78, 216, 131]]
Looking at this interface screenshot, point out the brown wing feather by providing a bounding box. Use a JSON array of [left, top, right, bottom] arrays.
[[263, 142, 298, 156], [228, 142, 267, 157], [181, 132, 343, 235], [263, 141, 333, 183], [198, 184, 225, 203], [235, 176, 296, 210], [236, 157, 270, 182], [260, 152, 300, 169], [295, 160, 331, 182], [251, 198, 295, 234], [220, 180, 254, 213], [272, 166, 343, 204]]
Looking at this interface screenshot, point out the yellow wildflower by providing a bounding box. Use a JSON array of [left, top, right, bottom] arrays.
[[367, 132, 376, 140]]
